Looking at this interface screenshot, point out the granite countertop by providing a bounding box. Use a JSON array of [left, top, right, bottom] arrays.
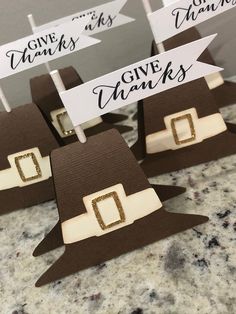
[[1, 81, 236, 314]]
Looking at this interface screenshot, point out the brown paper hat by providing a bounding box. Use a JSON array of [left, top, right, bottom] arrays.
[[0, 103, 59, 215], [30, 66, 132, 146], [33, 182, 186, 257], [152, 27, 236, 109], [132, 78, 236, 178], [35, 129, 208, 287]]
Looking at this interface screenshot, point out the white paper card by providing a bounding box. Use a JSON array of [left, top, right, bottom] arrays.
[[33, 0, 135, 36], [149, 0, 236, 43], [60, 35, 222, 127], [0, 17, 100, 79], [162, 0, 178, 6]]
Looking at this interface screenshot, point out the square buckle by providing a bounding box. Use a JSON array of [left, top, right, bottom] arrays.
[[92, 191, 126, 230], [56, 111, 75, 136], [14, 152, 42, 182], [171, 113, 196, 145]]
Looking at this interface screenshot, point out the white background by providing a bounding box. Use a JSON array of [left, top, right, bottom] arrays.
[[0, 0, 235, 108]]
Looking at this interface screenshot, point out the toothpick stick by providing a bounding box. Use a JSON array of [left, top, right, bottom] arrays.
[[50, 70, 87, 144], [28, 14, 51, 73], [0, 85, 11, 112], [142, 0, 165, 54]]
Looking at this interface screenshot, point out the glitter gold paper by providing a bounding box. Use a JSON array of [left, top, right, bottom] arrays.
[[92, 191, 126, 230], [56, 112, 75, 136], [15, 152, 42, 182], [171, 113, 196, 145]]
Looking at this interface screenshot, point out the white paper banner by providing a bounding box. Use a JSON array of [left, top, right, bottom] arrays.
[[0, 17, 100, 79], [149, 0, 236, 43], [162, 0, 178, 6], [60, 35, 222, 127], [33, 0, 134, 36]]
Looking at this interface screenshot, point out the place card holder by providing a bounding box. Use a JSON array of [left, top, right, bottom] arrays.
[[35, 129, 208, 286], [0, 103, 59, 215], [151, 27, 236, 109], [30, 67, 132, 146], [132, 78, 236, 178]]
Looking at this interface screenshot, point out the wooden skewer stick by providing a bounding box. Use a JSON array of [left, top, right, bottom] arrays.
[[27, 14, 52, 73], [141, 0, 165, 54], [50, 70, 87, 144], [0, 85, 11, 112]]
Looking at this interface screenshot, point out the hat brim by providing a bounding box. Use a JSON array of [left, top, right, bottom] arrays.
[[36, 207, 208, 287], [33, 184, 186, 257]]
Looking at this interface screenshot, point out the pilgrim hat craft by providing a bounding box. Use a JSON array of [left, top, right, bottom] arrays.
[[35, 129, 208, 287], [0, 88, 59, 215], [30, 66, 132, 146], [34, 28, 220, 284], [0, 15, 101, 214], [35, 113, 207, 286], [132, 78, 236, 177], [28, 0, 136, 144], [149, 0, 236, 109], [33, 72, 186, 258], [131, 0, 236, 176], [154, 27, 236, 109]]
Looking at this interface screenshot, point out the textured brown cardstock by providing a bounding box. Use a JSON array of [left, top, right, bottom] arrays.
[[0, 103, 59, 215], [33, 183, 186, 257], [131, 78, 236, 178], [152, 27, 236, 109], [35, 129, 208, 286], [30, 66, 131, 146]]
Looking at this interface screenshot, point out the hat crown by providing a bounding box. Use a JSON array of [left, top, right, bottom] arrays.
[[51, 129, 152, 223], [0, 103, 58, 170], [30, 66, 83, 120]]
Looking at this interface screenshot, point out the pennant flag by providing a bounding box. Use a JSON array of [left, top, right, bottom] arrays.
[[0, 16, 100, 79], [33, 0, 135, 36], [148, 0, 236, 43], [162, 0, 178, 6], [60, 35, 222, 127]]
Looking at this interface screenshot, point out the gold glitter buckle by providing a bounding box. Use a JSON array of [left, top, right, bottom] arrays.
[[56, 112, 75, 136], [15, 153, 42, 182], [92, 191, 126, 230], [171, 113, 196, 145]]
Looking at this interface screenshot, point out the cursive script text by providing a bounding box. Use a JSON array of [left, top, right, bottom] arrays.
[[6, 32, 80, 70], [72, 10, 117, 31], [93, 60, 193, 109], [172, 0, 236, 29]]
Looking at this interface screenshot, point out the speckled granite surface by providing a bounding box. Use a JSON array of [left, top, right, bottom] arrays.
[[1, 82, 236, 314]]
